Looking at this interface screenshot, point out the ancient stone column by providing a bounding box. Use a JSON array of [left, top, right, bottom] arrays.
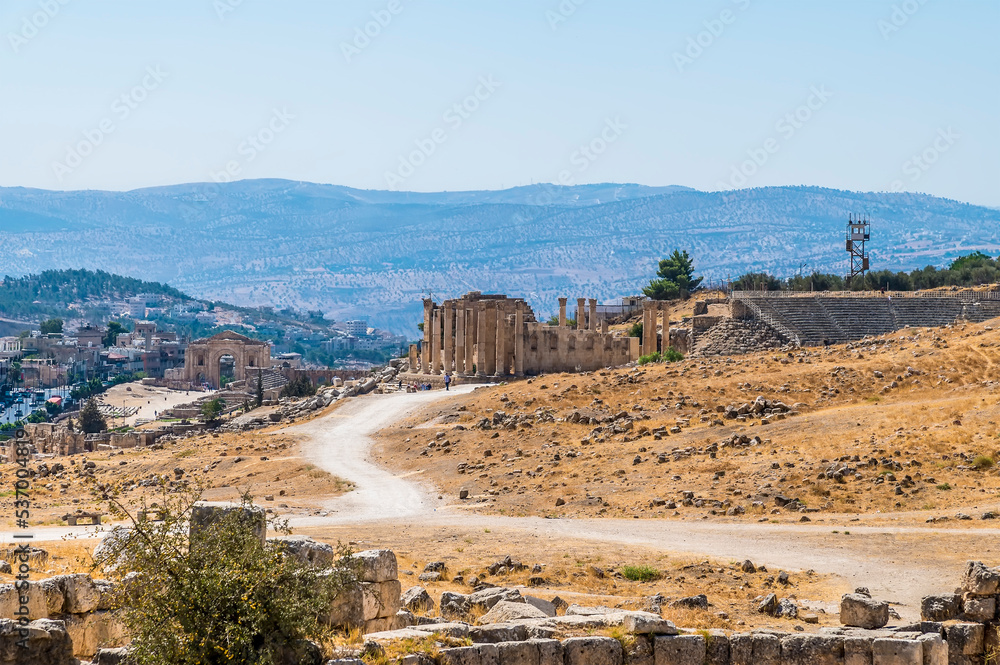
[[443, 301, 454, 375], [408, 344, 418, 372], [642, 302, 655, 356], [464, 305, 476, 375], [588, 298, 597, 331], [422, 299, 434, 374], [576, 298, 586, 330], [558, 297, 568, 327], [431, 308, 442, 374], [494, 306, 507, 377], [476, 302, 488, 377], [514, 302, 525, 376], [600, 319, 608, 334], [455, 303, 466, 375]]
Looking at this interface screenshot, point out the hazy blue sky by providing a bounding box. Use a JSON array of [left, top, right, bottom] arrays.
[[2, 0, 997, 205]]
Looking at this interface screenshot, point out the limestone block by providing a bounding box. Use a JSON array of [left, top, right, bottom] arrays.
[[0, 618, 75, 665], [916, 633, 946, 665], [363, 580, 402, 620], [189, 501, 265, 547], [93, 647, 131, 665], [469, 587, 523, 611], [532, 638, 563, 665], [623, 634, 655, 665], [354, 549, 398, 583], [563, 636, 624, 665], [63, 611, 126, 658], [479, 600, 548, 624], [779, 633, 845, 665], [920, 594, 961, 622], [751, 632, 782, 665], [469, 623, 528, 644], [729, 633, 753, 665], [271, 535, 337, 567], [0, 582, 49, 620], [841, 593, 890, 629], [622, 612, 678, 635], [325, 581, 364, 629], [54, 574, 103, 614], [496, 640, 538, 665], [872, 638, 922, 665], [844, 635, 873, 665], [945, 622, 985, 658], [653, 634, 705, 665], [961, 561, 1000, 595], [402, 586, 435, 613], [438, 644, 500, 665], [363, 616, 397, 634], [704, 630, 729, 665], [523, 596, 556, 617], [962, 594, 996, 622], [412, 622, 471, 639]]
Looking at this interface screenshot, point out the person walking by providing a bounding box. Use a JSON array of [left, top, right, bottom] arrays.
[[444, 372, 451, 391]]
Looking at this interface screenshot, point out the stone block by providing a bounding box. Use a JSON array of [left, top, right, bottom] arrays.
[[0, 618, 75, 665], [622, 612, 678, 635], [271, 535, 337, 567], [779, 633, 845, 665], [470, 587, 523, 611], [496, 640, 537, 665], [325, 581, 364, 629], [872, 638, 922, 665], [54, 574, 104, 614], [623, 634, 655, 665], [704, 630, 729, 665], [844, 635, 872, 665], [354, 549, 398, 583], [0, 582, 49, 621], [63, 611, 127, 658], [402, 586, 435, 613], [729, 633, 753, 665], [189, 501, 266, 547], [470, 623, 528, 644], [962, 594, 996, 622], [93, 648, 131, 665], [841, 593, 890, 629], [363, 579, 402, 620], [563, 636, 624, 665], [920, 593, 961, 622], [524, 595, 556, 617], [962, 561, 1000, 596], [945, 622, 985, 659], [752, 632, 782, 665], [917, 633, 946, 665], [654, 634, 705, 665]]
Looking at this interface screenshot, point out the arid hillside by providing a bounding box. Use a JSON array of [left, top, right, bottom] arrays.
[[376, 319, 1000, 524]]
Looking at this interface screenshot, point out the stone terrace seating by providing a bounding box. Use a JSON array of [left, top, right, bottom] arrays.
[[733, 292, 1000, 347]]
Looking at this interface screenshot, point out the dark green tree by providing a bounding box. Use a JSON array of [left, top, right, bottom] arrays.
[[40, 318, 63, 334], [642, 250, 702, 300], [200, 398, 226, 423], [103, 321, 128, 347], [79, 398, 107, 434], [255, 370, 264, 408]]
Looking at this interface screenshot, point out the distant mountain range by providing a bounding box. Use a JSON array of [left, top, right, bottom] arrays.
[[1, 179, 998, 333]]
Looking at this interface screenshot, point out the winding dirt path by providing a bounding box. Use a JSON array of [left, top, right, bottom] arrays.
[[292, 389, 998, 620]]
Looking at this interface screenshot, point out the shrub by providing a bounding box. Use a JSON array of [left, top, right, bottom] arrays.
[[94, 489, 358, 665], [973, 455, 994, 470], [280, 375, 316, 399], [619, 564, 661, 582], [662, 347, 684, 362], [637, 352, 661, 365], [79, 397, 107, 433], [200, 398, 226, 422], [936, 483, 952, 490]]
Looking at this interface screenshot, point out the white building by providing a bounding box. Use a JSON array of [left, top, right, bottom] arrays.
[[345, 320, 369, 336]]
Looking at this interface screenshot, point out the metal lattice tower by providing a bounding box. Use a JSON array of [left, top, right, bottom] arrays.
[[846, 213, 870, 286]]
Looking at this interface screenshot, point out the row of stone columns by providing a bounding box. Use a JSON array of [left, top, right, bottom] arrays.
[[420, 299, 527, 377], [558, 297, 599, 330]]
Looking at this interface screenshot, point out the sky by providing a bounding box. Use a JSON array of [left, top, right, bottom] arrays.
[[1, 0, 997, 206]]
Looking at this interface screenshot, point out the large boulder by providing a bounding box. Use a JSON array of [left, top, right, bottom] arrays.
[[353, 550, 398, 583], [478, 600, 548, 624], [840, 593, 889, 629]]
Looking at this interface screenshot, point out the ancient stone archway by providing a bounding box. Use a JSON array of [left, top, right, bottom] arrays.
[[183, 331, 270, 389]]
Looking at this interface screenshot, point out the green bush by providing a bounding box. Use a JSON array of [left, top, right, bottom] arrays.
[[973, 455, 994, 470], [280, 375, 316, 398], [662, 347, 684, 362], [637, 352, 661, 365], [95, 489, 358, 665], [619, 565, 661, 582]]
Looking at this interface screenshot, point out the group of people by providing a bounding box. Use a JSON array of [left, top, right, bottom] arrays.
[[397, 372, 453, 392]]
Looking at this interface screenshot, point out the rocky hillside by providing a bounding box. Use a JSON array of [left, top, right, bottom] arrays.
[[1, 180, 997, 332]]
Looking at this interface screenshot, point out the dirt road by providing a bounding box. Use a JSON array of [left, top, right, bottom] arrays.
[[293, 388, 995, 619]]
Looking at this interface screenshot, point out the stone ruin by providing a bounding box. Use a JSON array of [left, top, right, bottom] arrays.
[[407, 292, 639, 383]]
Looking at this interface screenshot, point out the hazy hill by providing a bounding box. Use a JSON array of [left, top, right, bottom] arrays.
[[1, 180, 997, 332]]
